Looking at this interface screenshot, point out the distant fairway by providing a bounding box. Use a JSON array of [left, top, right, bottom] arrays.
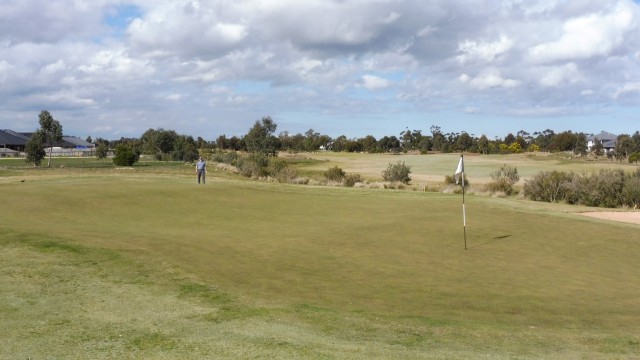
[[1, 165, 639, 359], [295, 151, 639, 185]]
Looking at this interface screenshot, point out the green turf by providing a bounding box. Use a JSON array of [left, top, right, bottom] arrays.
[[1, 165, 639, 359]]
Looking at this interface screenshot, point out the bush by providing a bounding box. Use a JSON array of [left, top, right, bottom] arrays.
[[237, 153, 269, 178], [524, 169, 638, 208], [344, 173, 363, 187], [629, 152, 640, 164], [325, 166, 346, 182], [622, 170, 640, 208], [444, 174, 470, 186], [112, 144, 139, 166], [222, 152, 239, 165], [524, 171, 575, 203], [382, 161, 412, 184], [488, 164, 519, 195], [268, 158, 299, 183]]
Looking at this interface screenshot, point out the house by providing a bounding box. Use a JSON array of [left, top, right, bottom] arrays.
[[587, 131, 617, 153], [0, 129, 30, 154], [0, 129, 95, 157]]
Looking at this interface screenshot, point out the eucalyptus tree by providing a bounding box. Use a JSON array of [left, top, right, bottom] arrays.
[[38, 110, 63, 167]]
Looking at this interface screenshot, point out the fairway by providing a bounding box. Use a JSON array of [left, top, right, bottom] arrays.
[[1, 169, 639, 359], [295, 151, 639, 185]]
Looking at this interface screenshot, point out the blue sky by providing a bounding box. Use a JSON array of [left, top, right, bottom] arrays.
[[1, 0, 640, 140]]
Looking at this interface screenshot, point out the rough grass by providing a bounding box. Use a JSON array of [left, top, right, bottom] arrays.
[[1, 164, 639, 359]]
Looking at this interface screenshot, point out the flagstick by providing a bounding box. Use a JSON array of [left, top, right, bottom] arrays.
[[462, 170, 467, 250], [461, 154, 467, 250], [455, 153, 467, 251]]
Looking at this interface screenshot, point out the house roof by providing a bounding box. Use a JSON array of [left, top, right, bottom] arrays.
[[61, 136, 93, 148], [0, 130, 30, 146], [587, 131, 617, 142], [0, 130, 94, 148]]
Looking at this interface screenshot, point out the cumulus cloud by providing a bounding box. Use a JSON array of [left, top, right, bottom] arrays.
[[539, 63, 582, 87], [459, 69, 520, 90], [528, 1, 638, 64], [362, 75, 391, 91], [457, 36, 514, 64], [1, 0, 640, 138]]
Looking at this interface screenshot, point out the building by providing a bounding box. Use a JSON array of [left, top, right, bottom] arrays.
[[0, 129, 95, 157], [587, 131, 617, 153]]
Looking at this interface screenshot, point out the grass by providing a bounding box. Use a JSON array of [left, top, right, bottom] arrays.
[[1, 158, 639, 358], [294, 152, 638, 185]]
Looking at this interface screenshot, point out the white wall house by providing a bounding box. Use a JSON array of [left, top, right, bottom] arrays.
[[586, 131, 617, 153]]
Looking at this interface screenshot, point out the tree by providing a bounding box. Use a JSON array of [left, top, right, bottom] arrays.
[[361, 135, 378, 153], [38, 110, 63, 167], [574, 133, 588, 156], [96, 142, 109, 160], [25, 129, 46, 166], [591, 138, 604, 158], [112, 144, 139, 166], [477, 135, 490, 154], [456, 132, 473, 152], [616, 135, 635, 160], [244, 116, 280, 156], [141, 128, 178, 158]]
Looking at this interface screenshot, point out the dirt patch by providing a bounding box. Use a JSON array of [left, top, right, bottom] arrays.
[[579, 211, 640, 225]]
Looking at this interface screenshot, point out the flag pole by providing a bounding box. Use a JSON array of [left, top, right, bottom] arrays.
[[455, 153, 467, 250], [461, 154, 467, 250]]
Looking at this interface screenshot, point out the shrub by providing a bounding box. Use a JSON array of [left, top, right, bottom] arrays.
[[382, 161, 412, 184], [344, 173, 363, 187], [324, 166, 346, 182], [524, 169, 637, 208], [444, 174, 470, 186], [237, 153, 269, 178], [629, 152, 640, 164], [622, 170, 640, 208], [524, 171, 574, 203], [112, 144, 139, 166], [96, 143, 109, 160], [268, 158, 299, 183], [488, 164, 519, 195], [587, 169, 626, 208]]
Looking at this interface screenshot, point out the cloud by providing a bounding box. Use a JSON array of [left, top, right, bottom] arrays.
[[528, 1, 638, 64], [539, 63, 582, 87], [1, 0, 640, 139], [127, 2, 248, 59], [613, 82, 640, 98], [457, 36, 514, 64], [459, 69, 520, 90], [361, 75, 391, 91]]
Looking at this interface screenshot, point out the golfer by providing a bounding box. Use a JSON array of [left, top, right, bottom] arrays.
[[196, 157, 206, 184]]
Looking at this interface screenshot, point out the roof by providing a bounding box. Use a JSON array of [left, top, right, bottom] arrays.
[[61, 136, 94, 148], [587, 131, 617, 142], [0, 129, 30, 146], [0, 130, 94, 148]]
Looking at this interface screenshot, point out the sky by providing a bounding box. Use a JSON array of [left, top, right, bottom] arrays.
[[1, 0, 640, 141]]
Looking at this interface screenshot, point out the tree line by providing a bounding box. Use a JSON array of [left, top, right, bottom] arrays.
[[212, 119, 640, 161], [24, 112, 640, 167]]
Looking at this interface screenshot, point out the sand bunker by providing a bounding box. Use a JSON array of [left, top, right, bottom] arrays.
[[579, 211, 640, 225]]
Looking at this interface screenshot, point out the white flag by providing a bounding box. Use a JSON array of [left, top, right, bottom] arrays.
[[455, 156, 464, 186]]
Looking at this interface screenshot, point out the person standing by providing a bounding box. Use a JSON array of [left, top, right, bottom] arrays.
[[196, 157, 206, 184]]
